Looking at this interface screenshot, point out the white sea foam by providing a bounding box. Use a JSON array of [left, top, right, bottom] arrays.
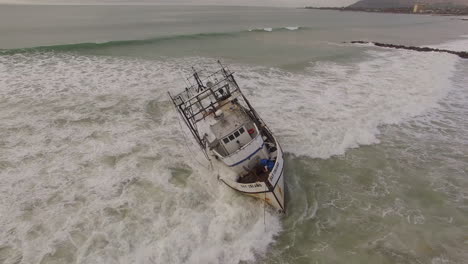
[[0, 36, 461, 263], [247, 27, 276, 32], [0, 54, 281, 264], [247, 27, 300, 32], [429, 35, 468, 52], [238, 49, 458, 158]]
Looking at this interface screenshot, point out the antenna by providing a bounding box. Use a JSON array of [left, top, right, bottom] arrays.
[[218, 60, 229, 78], [192, 66, 205, 92], [178, 68, 190, 89]]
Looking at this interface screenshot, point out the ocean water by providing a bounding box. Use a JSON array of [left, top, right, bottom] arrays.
[[0, 5, 467, 264]]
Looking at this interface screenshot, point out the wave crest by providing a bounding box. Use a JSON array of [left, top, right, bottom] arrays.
[[0, 27, 305, 54]]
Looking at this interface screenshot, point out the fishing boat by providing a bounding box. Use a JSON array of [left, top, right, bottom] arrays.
[[168, 63, 285, 212]]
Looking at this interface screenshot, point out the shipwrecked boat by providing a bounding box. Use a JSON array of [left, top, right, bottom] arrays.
[[169, 63, 285, 212]]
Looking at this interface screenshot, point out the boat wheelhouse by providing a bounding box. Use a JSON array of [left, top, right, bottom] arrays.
[[168, 63, 285, 212]]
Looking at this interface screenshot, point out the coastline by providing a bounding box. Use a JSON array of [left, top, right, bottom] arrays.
[[304, 7, 468, 16]]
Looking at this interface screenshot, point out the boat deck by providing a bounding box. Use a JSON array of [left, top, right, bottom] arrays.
[[237, 165, 270, 184]]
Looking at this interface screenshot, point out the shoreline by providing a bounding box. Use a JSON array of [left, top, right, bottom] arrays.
[[304, 7, 468, 16]]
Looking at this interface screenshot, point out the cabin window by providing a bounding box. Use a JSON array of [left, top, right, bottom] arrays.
[[223, 138, 229, 144], [239, 127, 245, 134], [234, 131, 240, 138], [229, 135, 235, 141]]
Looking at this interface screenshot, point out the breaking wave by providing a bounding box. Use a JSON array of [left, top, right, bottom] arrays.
[[0, 27, 306, 55], [248, 26, 301, 32]]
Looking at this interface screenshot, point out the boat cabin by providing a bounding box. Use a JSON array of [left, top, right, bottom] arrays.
[[208, 102, 259, 157]]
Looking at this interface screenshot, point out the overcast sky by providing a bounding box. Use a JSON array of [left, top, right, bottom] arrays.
[[0, 0, 358, 7]]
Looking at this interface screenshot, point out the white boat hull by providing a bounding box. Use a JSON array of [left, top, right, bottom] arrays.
[[219, 142, 285, 213]]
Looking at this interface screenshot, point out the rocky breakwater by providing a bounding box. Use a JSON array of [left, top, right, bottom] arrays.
[[349, 41, 468, 59]]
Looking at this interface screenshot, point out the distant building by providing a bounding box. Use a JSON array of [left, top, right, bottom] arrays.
[[413, 3, 426, 13]]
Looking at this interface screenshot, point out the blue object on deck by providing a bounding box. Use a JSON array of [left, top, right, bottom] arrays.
[[260, 159, 275, 171]]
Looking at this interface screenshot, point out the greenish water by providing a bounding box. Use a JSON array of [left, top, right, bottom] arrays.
[[0, 5, 467, 264]]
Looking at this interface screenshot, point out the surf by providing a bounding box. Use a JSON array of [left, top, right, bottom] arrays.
[[0, 35, 465, 264], [0, 27, 308, 55]]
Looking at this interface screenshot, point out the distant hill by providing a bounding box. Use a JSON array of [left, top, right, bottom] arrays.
[[348, 0, 468, 8], [348, 0, 414, 8], [305, 0, 468, 15]]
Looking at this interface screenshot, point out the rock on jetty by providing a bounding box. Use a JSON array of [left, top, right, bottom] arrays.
[[349, 41, 468, 59]]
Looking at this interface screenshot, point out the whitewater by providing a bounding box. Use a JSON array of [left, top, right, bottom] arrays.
[[0, 38, 465, 263]]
